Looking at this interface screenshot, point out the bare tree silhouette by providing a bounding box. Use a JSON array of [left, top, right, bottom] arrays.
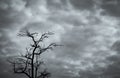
[[8, 30, 61, 78]]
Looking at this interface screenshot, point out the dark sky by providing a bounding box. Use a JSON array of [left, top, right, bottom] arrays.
[[1, 0, 120, 78]]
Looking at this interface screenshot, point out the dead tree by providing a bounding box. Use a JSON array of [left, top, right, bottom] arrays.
[[9, 30, 61, 78]]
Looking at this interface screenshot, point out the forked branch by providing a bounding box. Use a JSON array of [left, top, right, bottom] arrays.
[[9, 30, 62, 78]]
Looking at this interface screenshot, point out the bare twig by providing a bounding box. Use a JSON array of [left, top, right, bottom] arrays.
[[9, 30, 61, 78]]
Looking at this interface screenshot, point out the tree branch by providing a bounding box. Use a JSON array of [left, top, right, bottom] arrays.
[[9, 30, 61, 78], [37, 69, 51, 78], [9, 60, 31, 78], [35, 43, 62, 55], [37, 32, 54, 44]]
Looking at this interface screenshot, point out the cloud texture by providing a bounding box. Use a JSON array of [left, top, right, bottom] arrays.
[[1, 0, 120, 78]]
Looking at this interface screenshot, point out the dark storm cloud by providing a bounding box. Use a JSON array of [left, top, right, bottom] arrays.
[[0, 0, 29, 58], [46, 0, 67, 10], [102, 55, 120, 78], [0, 0, 27, 29], [100, 0, 120, 17], [46, 0, 95, 12], [0, 1, 34, 54], [0, 0, 34, 55], [0, 0, 29, 78], [111, 40, 120, 53], [79, 68, 103, 78], [107, 40, 120, 78], [70, 0, 94, 10]]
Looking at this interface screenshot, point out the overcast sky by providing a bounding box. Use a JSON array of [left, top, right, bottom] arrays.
[[1, 0, 120, 78]]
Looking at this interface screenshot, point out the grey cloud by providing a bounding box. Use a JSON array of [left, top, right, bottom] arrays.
[[55, 26, 96, 60], [70, 0, 94, 10], [0, 0, 29, 77], [99, 55, 120, 78], [22, 22, 53, 32], [0, 0, 27, 29], [25, 0, 42, 7], [79, 70, 102, 78], [46, 0, 69, 11], [0, 30, 13, 56], [77, 48, 120, 78], [111, 40, 120, 53], [45, 59, 78, 78], [0, 0, 32, 55], [48, 15, 85, 26], [0, 0, 120, 78], [100, 0, 120, 17], [0, 57, 19, 78]]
